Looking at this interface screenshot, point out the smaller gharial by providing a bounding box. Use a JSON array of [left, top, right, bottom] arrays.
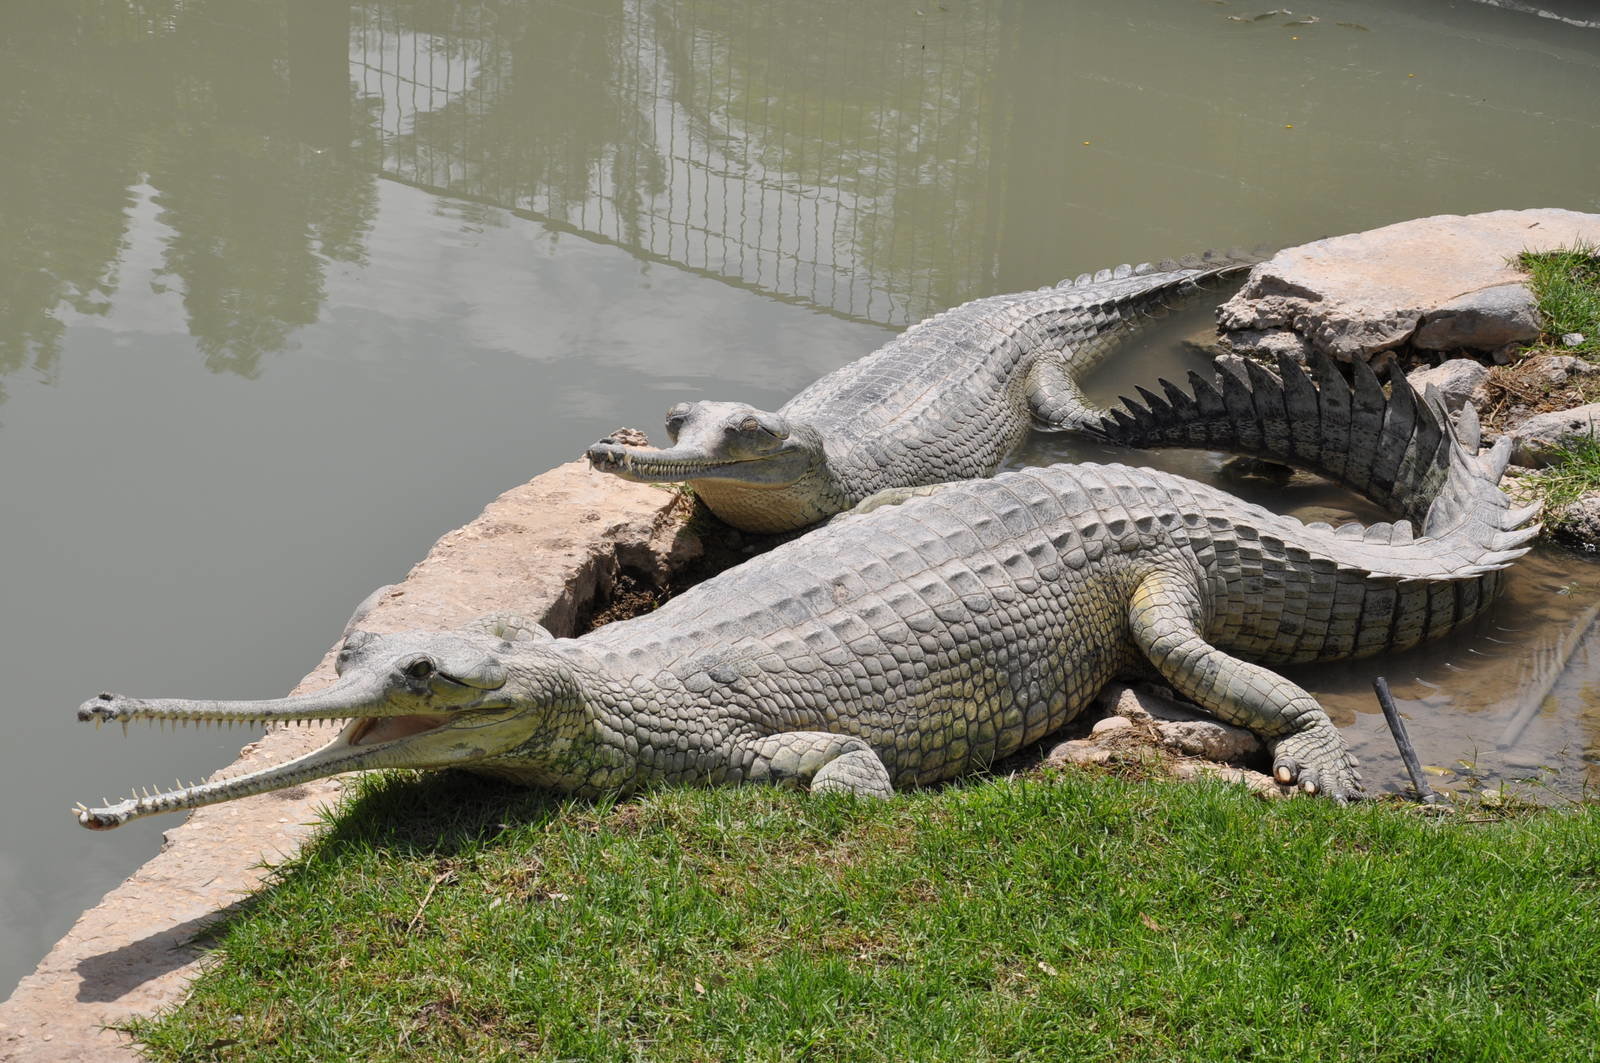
[[587, 252, 1258, 533], [73, 356, 1535, 828]]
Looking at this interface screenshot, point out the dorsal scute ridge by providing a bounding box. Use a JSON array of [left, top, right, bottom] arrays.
[[1456, 401, 1483, 454], [1092, 346, 1539, 567], [1051, 247, 1262, 291], [1133, 385, 1173, 422]]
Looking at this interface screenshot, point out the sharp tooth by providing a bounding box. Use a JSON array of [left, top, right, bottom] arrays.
[[94, 716, 103, 731]]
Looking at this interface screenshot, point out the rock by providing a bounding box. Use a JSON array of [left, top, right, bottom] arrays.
[[1407, 359, 1488, 413], [1091, 715, 1134, 734], [1412, 283, 1540, 351], [1218, 209, 1600, 362], [1218, 327, 1313, 362], [1094, 683, 1264, 760], [1564, 333, 1588, 348], [1516, 354, 1600, 389], [1044, 739, 1113, 768], [598, 426, 651, 447], [1552, 492, 1600, 549], [1507, 402, 1600, 466]]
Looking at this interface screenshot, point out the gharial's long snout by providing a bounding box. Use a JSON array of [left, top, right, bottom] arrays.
[[73, 675, 407, 830], [588, 401, 817, 488], [71, 629, 538, 830], [586, 438, 754, 483]]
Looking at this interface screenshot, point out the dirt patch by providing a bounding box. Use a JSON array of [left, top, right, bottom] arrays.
[[580, 495, 794, 634], [1476, 352, 1600, 434]]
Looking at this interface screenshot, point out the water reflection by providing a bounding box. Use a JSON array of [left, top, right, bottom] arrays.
[[1, 2, 378, 385], [7, 0, 1600, 393], [359, 0, 1006, 324]]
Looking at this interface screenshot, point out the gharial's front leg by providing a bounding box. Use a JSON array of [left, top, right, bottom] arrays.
[[829, 482, 962, 523], [1127, 567, 1363, 802], [740, 732, 895, 798]]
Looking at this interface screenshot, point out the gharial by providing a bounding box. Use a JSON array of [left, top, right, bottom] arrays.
[[587, 251, 1258, 533], [73, 353, 1536, 828]]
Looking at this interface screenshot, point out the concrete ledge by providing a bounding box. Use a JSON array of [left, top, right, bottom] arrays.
[[0, 461, 700, 1063]]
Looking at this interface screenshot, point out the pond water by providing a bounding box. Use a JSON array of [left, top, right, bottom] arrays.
[[3, 0, 1599, 996]]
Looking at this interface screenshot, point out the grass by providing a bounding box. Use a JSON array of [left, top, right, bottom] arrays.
[[1518, 432, 1600, 536], [1518, 241, 1600, 356], [129, 770, 1600, 1063]]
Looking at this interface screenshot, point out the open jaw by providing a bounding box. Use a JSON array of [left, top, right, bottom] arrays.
[[72, 682, 508, 830]]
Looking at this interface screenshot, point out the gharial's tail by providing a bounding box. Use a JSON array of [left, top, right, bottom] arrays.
[[1051, 246, 1263, 298], [1003, 247, 1267, 434], [1093, 349, 1541, 566]]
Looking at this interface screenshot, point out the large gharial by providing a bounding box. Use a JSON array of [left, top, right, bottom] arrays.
[[73, 355, 1536, 828], [587, 251, 1259, 533]]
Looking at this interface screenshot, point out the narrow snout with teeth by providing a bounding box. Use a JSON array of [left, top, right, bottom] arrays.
[[587, 400, 823, 488], [71, 628, 549, 831]]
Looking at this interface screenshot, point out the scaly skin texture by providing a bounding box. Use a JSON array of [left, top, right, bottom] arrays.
[[74, 363, 1535, 827], [587, 253, 1257, 532]]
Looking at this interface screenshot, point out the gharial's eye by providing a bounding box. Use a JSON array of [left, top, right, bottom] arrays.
[[404, 659, 435, 680], [740, 416, 760, 432]]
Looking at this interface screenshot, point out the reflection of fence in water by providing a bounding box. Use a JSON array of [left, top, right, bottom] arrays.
[[352, 0, 1004, 326]]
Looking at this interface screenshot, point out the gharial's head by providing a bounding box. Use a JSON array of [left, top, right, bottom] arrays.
[[587, 401, 823, 488], [72, 624, 581, 830]]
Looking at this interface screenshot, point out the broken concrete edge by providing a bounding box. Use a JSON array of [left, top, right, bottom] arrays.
[[0, 458, 707, 1063], [0, 458, 1284, 1062]]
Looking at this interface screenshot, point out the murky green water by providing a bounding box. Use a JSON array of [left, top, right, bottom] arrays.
[[3, 0, 1599, 995]]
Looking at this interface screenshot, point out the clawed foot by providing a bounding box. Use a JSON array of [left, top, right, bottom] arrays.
[[1271, 723, 1363, 804]]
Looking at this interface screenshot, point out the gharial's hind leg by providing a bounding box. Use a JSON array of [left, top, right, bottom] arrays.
[[1026, 350, 1099, 432], [1126, 567, 1363, 802], [741, 732, 895, 798]]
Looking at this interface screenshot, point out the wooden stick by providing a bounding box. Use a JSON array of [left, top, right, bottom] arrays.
[[1372, 676, 1439, 804]]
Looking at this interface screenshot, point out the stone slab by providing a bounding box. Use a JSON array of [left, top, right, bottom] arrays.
[[1218, 209, 1600, 360], [1508, 403, 1600, 467], [0, 460, 697, 1063]]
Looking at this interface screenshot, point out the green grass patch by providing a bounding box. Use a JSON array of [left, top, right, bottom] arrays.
[[1518, 242, 1600, 356], [1519, 432, 1600, 535], [129, 772, 1600, 1062]]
